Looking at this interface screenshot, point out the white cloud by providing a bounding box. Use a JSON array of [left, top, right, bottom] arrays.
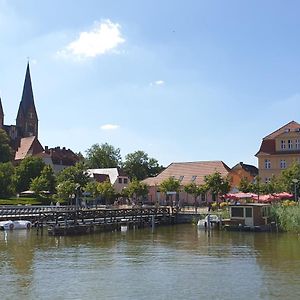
[[150, 80, 165, 86], [58, 19, 125, 59], [100, 124, 120, 130]]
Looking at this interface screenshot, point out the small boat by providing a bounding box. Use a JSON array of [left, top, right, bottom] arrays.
[[197, 214, 221, 228], [0, 220, 32, 230]]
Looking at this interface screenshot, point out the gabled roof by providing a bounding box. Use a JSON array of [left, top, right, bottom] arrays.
[[14, 136, 44, 161], [87, 168, 128, 185], [17, 63, 37, 118], [256, 121, 300, 156], [143, 161, 231, 186], [231, 162, 258, 176], [263, 121, 300, 140]]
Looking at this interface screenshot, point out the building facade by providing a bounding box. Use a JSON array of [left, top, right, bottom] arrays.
[[256, 121, 300, 182], [143, 161, 231, 205]]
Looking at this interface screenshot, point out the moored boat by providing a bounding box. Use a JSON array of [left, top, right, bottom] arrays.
[[0, 220, 32, 230], [197, 214, 221, 228]]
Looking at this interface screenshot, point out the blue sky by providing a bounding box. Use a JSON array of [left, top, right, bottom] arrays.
[[1, 0, 300, 168]]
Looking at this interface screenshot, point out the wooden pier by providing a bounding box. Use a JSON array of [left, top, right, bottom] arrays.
[[0, 205, 179, 236]]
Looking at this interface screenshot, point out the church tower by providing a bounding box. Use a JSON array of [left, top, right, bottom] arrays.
[[16, 63, 38, 138], [0, 97, 4, 128]]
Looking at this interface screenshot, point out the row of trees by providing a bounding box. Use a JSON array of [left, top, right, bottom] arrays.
[[0, 127, 164, 181]]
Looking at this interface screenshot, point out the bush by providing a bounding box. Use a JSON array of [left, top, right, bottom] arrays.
[[271, 204, 300, 232]]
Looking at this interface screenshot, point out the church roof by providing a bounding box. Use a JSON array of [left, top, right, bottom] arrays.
[[14, 136, 44, 161], [17, 63, 37, 117]]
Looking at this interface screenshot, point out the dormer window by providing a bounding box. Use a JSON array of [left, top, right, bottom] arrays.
[[191, 175, 197, 182]]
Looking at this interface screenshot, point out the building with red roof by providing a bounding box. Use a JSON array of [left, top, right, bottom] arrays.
[[256, 121, 300, 181]]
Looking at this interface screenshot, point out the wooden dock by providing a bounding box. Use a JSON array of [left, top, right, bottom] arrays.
[[0, 205, 179, 235]]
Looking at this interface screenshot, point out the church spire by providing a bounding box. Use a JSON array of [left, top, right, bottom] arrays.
[[16, 63, 38, 138], [0, 97, 4, 127]]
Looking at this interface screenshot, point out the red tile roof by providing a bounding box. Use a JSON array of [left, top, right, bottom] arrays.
[[256, 121, 300, 156], [14, 136, 44, 161], [143, 161, 231, 186], [264, 120, 300, 140]]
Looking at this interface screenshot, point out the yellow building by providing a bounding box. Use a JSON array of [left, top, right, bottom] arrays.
[[256, 121, 300, 182]]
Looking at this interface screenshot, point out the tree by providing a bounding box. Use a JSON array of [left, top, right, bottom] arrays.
[[126, 179, 149, 204], [14, 157, 45, 193], [85, 181, 101, 199], [184, 182, 208, 212], [123, 150, 164, 180], [97, 180, 116, 205], [85, 143, 121, 168], [0, 162, 15, 197], [280, 162, 300, 194], [56, 181, 77, 202], [159, 177, 181, 206], [238, 177, 251, 193], [204, 172, 230, 202], [56, 162, 89, 204], [0, 129, 13, 163], [56, 162, 89, 188], [30, 165, 56, 195]]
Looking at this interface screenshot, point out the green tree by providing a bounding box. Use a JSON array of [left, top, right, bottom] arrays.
[[30, 165, 56, 195], [126, 179, 149, 204], [0, 129, 13, 163], [97, 180, 116, 205], [0, 162, 15, 197], [123, 150, 164, 180], [204, 172, 230, 201], [159, 177, 181, 206], [238, 177, 251, 192], [56, 180, 77, 202], [85, 181, 101, 199], [56, 162, 89, 188], [280, 162, 300, 194], [184, 182, 208, 212], [14, 157, 45, 193], [85, 143, 121, 168]]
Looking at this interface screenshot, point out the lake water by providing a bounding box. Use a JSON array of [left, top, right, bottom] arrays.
[[1, 225, 300, 300]]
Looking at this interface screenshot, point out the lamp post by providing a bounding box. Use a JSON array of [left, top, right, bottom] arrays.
[[292, 179, 299, 203]]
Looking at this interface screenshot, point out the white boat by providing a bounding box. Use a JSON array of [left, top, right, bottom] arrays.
[[197, 214, 221, 228], [0, 220, 32, 230]]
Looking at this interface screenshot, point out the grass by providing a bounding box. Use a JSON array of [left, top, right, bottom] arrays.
[[271, 204, 300, 232], [0, 196, 55, 206]]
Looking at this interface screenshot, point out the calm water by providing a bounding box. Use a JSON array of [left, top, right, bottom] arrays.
[[1, 225, 300, 300]]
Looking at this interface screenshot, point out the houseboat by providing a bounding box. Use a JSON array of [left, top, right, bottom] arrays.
[[222, 203, 272, 231]]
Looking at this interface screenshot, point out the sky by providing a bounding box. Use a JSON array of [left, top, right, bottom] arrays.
[[1, 0, 300, 168]]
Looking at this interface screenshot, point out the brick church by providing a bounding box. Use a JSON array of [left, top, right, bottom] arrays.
[[0, 63, 79, 172]]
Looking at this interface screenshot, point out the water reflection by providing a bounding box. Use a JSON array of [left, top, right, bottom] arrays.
[[0, 226, 300, 299]]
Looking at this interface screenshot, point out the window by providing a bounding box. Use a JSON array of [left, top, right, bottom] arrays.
[[265, 177, 271, 183], [281, 140, 286, 150], [288, 140, 293, 149], [245, 208, 252, 218], [118, 178, 122, 184], [231, 207, 244, 218], [295, 139, 300, 150], [264, 159, 271, 169], [124, 178, 128, 184], [280, 160, 286, 169], [191, 175, 197, 182]]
